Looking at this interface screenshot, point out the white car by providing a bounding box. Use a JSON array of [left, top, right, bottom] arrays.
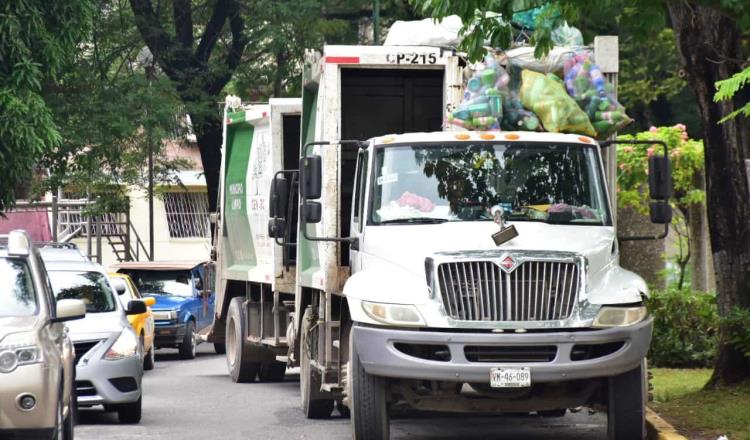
[[41, 249, 146, 424]]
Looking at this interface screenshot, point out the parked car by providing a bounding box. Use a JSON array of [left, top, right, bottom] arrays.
[[0, 230, 86, 440], [111, 261, 220, 359], [41, 249, 146, 424], [109, 273, 156, 371]]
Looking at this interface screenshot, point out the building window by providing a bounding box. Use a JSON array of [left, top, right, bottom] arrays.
[[163, 192, 210, 238]]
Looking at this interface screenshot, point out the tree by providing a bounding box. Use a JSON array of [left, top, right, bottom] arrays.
[[416, 0, 750, 385], [0, 0, 92, 212]]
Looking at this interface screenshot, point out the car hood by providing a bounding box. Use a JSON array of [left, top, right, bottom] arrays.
[[65, 311, 125, 341], [0, 316, 39, 345], [147, 294, 192, 311]]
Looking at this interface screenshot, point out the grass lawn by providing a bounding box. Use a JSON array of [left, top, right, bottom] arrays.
[[651, 368, 750, 440]]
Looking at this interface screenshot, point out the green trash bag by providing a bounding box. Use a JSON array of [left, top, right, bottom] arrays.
[[519, 70, 596, 136]]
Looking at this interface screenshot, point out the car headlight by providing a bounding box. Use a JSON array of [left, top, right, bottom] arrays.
[[103, 330, 139, 361], [153, 310, 177, 321], [0, 346, 42, 373], [592, 306, 648, 328], [361, 301, 425, 327]]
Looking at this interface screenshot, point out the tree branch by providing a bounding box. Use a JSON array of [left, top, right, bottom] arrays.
[[205, 0, 248, 95], [173, 0, 194, 49], [195, 0, 229, 63], [129, 0, 180, 78]]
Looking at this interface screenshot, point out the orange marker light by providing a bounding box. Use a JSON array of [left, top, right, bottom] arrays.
[[578, 136, 593, 144], [380, 136, 395, 144], [454, 133, 471, 140], [504, 133, 520, 140], [480, 133, 496, 140]]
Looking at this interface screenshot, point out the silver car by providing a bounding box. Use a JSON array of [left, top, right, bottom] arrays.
[[0, 230, 86, 440], [42, 250, 146, 424]]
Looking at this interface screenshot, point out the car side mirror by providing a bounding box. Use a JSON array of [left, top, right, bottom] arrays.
[[648, 155, 672, 200], [126, 300, 147, 315], [111, 278, 127, 296], [649, 201, 673, 224], [300, 155, 322, 199], [302, 201, 322, 224], [51, 299, 86, 322], [270, 175, 289, 219]]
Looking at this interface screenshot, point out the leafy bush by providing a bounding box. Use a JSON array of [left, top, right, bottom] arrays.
[[648, 288, 718, 368], [722, 307, 750, 358]]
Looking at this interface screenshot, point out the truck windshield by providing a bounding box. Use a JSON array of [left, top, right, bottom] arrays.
[[370, 142, 610, 226], [49, 271, 117, 313], [0, 258, 38, 317]]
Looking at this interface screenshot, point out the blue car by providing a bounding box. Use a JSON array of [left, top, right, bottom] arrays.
[[111, 261, 219, 359]]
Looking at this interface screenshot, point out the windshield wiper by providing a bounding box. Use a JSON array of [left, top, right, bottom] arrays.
[[379, 218, 450, 225]]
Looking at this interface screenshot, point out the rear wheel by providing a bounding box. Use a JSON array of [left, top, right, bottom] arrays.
[[607, 363, 646, 440], [350, 325, 389, 440], [300, 307, 334, 418], [258, 361, 287, 382], [226, 297, 259, 383], [116, 396, 142, 424], [178, 321, 196, 360], [143, 343, 155, 371]]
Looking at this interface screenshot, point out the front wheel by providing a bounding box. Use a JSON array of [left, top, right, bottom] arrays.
[[116, 396, 142, 424], [178, 321, 196, 360], [607, 363, 646, 440], [350, 325, 389, 440], [143, 343, 155, 371]]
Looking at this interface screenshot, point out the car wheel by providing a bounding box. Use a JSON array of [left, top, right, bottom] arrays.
[[214, 342, 226, 354], [138, 335, 146, 365], [226, 297, 259, 383], [178, 321, 196, 360], [607, 363, 646, 440], [300, 307, 334, 419], [143, 343, 155, 371], [117, 396, 142, 424]]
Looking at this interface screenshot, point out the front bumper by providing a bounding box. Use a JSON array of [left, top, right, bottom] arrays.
[[153, 322, 186, 348], [353, 317, 653, 383], [0, 363, 59, 430], [76, 350, 142, 407]]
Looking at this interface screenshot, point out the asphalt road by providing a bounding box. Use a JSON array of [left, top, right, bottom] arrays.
[[77, 344, 608, 440]]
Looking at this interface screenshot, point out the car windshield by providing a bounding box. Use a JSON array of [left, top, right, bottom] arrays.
[[370, 142, 611, 226], [125, 270, 194, 298], [49, 271, 117, 313], [0, 258, 38, 317]]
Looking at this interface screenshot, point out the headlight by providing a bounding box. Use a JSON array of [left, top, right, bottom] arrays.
[[362, 301, 425, 327], [103, 330, 139, 361], [593, 306, 647, 328], [153, 310, 177, 321], [0, 346, 42, 373]]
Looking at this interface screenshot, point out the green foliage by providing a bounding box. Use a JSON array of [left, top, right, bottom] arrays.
[[721, 307, 750, 358], [714, 66, 750, 122], [648, 287, 718, 368], [0, 0, 92, 212]]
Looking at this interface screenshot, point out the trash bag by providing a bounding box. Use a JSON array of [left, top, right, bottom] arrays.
[[551, 23, 584, 47], [563, 52, 632, 138], [519, 69, 596, 136]]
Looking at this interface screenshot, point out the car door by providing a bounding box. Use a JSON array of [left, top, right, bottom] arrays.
[[191, 266, 210, 330]]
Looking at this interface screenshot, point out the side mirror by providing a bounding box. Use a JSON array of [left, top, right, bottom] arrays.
[[268, 218, 286, 239], [302, 201, 322, 224], [270, 176, 289, 219], [650, 201, 673, 224], [300, 155, 322, 199], [126, 300, 147, 315], [51, 299, 86, 323], [143, 297, 156, 307], [648, 155, 672, 200], [111, 278, 127, 296]]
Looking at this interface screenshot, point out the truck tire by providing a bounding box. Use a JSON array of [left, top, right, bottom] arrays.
[[350, 325, 389, 440], [178, 320, 197, 360], [214, 343, 226, 354], [226, 297, 259, 383], [607, 363, 646, 440], [300, 307, 334, 418], [259, 361, 287, 382]]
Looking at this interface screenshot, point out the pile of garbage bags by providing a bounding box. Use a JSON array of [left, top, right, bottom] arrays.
[[447, 50, 631, 139]]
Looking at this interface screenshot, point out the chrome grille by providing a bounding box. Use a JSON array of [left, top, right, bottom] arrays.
[[437, 260, 580, 321]]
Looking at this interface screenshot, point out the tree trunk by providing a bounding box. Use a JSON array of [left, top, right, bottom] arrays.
[[667, 1, 750, 386], [193, 114, 223, 213], [689, 170, 710, 292]]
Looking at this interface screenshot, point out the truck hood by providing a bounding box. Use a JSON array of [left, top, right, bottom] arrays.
[[0, 316, 39, 345], [361, 221, 615, 278], [65, 311, 126, 341], [147, 295, 192, 311]]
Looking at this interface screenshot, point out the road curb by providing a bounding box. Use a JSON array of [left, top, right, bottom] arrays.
[[646, 407, 688, 440]]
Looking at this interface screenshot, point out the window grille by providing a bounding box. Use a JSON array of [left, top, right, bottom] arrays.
[[163, 192, 210, 238]]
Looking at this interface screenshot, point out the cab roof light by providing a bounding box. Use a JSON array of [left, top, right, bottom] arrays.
[[504, 133, 520, 140], [578, 136, 593, 144], [454, 133, 471, 140], [479, 133, 496, 140], [7, 230, 30, 256]]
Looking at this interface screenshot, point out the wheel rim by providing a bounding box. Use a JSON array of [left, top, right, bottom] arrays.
[[227, 317, 237, 367]]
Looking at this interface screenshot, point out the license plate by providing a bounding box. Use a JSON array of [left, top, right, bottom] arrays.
[[490, 367, 531, 388]]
